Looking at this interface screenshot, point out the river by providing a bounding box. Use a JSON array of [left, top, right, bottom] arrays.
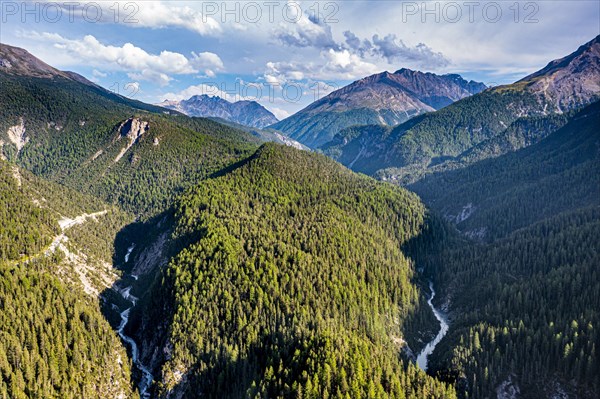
[[416, 281, 449, 371], [117, 243, 154, 398]]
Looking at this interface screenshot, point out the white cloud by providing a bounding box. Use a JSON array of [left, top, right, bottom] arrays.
[[129, 1, 222, 36], [263, 50, 378, 84], [371, 34, 449, 68], [23, 31, 224, 83], [269, 107, 291, 120], [128, 70, 172, 87], [264, 61, 311, 85], [90, 68, 108, 83], [191, 51, 224, 77], [35, 0, 223, 36], [160, 83, 239, 102], [321, 49, 379, 79], [273, 9, 337, 50], [124, 82, 140, 97], [332, 1, 598, 77], [92, 69, 107, 78]]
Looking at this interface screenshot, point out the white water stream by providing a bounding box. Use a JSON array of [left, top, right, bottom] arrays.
[[124, 243, 135, 263], [117, 243, 153, 398], [416, 281, 449, 371]]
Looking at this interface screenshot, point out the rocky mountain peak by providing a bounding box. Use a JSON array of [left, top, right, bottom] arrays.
[[0, 43, 62, 78], [0, 42, 105, 91], [273, 69, 486, 147], [113, 118, 149, 163], [514, 35, 600, 111], [120, 118, 149, 142], [156, 95, 279, 129]]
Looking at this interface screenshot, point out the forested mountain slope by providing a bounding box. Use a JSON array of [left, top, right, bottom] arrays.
[[2, 36, 598, 399], [0, 160, 136, 398], [410, 100, 600, 241], [0, 42, 181, 117], [428, 208, 600, 399], [0, 43, 269, 216], [409, 101, 600, 397], [321, 35, 600, 182], [130, 144, 456, 399]]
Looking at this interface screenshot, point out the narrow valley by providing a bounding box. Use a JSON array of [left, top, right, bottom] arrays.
[[416, 282, 449, 372], [1, 13, 598, 399]]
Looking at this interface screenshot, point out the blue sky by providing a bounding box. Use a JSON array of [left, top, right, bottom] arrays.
[[2, 1, 599, 119]]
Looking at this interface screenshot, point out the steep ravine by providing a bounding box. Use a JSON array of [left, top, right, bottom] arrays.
[[416, 281, 450, 371], [116, 243, 155, 399], [107, 216, 173, 398]]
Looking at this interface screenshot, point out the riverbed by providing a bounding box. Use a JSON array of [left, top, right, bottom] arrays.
[[117, 243, 154, 398], [416, 281, 449, 371]]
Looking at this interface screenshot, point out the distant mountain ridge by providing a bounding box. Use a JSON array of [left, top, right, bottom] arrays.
[[511, 35, 600, 111], [158, 94, 279, 129], [0, 43, 79, 80], [0, 43, 181, 116], [321, 35, 600, 181], [271, 69, 486, 148]]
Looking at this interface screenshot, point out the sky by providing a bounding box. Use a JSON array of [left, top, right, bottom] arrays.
[[1, 1, 599, 119]]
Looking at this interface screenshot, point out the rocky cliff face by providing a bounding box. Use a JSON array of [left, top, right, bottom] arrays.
[[391, 69, 487, 109], [271, 69, 486, 148], [120, 118, 149, 142], [157, 95, 279, 129], [515, 35, 600, 111], [6, 118, 28, 155], [114, 118, 149, 163]]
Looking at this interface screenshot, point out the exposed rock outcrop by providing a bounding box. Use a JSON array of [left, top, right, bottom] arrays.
[[496, 374, 520, 399], [6, 118, 28, 155], [114, 118, 149, 163]]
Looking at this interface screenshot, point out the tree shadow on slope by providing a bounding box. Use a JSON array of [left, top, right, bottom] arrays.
[[98, 153, 262, 397], [98, 210, 178, 397], [399, 212, 458, 361]]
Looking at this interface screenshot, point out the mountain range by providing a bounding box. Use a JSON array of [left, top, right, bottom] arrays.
[[1, 36, 599, 399], [514, 34, 600, 111], [321, 35, 600, 182], [158, 94, 279, 129], [0, 42, 453, 399], [271, 69, 487, 147]]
